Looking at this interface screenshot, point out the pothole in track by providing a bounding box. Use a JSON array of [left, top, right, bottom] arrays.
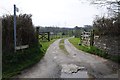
[[61, 63, 89, 78]]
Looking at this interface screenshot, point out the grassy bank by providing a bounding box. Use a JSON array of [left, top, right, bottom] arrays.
[[2, 43, 43, 78], [2, 39, 57, 78], [40, 39, 57, 53], [69, 38, 120, 63], [59, 39, 69, 55]]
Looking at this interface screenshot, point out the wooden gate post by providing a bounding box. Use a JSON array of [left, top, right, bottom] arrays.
[[36, 27, 39, 42], [79, 33, 82, 45], [90, 30, 94, 46], [48, 32, 50, 41]]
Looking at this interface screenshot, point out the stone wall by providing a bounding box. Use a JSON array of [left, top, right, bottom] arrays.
[[94, 35, 120, 56]]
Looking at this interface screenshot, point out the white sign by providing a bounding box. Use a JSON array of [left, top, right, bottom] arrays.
[[16, 45, 29, 50]]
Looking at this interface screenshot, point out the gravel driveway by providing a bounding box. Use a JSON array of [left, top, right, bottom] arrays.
[[13, 38, 120, 79]]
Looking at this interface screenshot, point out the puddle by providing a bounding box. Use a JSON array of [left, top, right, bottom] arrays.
[[61, 64, 89, 78]]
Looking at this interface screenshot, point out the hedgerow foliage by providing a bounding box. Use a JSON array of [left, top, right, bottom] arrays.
[[2, 14, 37, 53], [93, 13, 120, 36]]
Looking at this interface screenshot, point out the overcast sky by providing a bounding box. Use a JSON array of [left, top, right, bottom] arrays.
[[0, 0, 107, 28]]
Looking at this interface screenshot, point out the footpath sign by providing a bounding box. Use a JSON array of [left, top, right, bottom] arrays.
[[16, 45, 29, 50]]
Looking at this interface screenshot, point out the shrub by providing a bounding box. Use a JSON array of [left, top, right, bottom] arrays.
[[2, 14, 37, 53]]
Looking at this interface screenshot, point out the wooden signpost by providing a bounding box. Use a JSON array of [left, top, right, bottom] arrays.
[[0, 18, 2, 80]]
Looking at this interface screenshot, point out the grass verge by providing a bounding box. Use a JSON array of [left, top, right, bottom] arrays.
[[40, 39, 57, 53], [59, 39, 69, 55], [2, 43, 43, 78], [2, 39, 57, 79], [69, 38, 120, 64]]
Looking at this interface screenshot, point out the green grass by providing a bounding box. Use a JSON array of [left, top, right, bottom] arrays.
[[40, 39, 57, 53], [59, 39, 69, 55], [2, 43, 43, 78], [50, 35, 61, 40], [2, 39, 57, 79], [69, 38, 90, 53], [69, 38, 120, 64]]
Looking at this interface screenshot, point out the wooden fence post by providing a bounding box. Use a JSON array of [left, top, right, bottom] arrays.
[[90, 30, 94, 46]]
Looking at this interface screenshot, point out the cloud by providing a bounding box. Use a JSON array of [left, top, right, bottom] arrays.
[[0, 0, 103, 28]]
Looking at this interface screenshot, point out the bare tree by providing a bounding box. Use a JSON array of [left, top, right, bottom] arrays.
[[87, 0, 120, 14]]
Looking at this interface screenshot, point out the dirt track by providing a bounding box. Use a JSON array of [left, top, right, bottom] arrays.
[[13, 38, 119, 79]]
